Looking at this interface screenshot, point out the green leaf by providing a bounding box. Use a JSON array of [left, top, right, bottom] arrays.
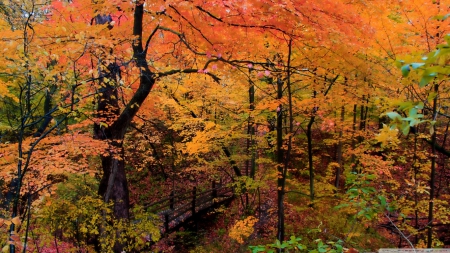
[[420, 75, 434, 87], [410, 63, 425, 69], [386, 112, 401, 120], [366, 174, 376, 180], [398, 101, 413, 111], [423, 67, 440, 76], [394, 59, 405, 68], [401, 64, 411, 77], [361, 187, 374, 194], [434, 13, 450, 21], [249, 246, 266, 253], [289, 235, 301, 243], [275, 239, 281, 247], [334, 203, 349, 209], [415, 102, 424, 109], [319, 247, 328, 253], [378, 195, 387, 207], [402, 121, 410, 135], [409, 107, 417, 117], [409, 118, 421, 127], [433, 48, 441, 58], [297, 244, 306, 250], [428, 92, 437, 102]]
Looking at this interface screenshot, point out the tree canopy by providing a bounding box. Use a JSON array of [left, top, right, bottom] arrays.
[[1, 0, 450, 252]]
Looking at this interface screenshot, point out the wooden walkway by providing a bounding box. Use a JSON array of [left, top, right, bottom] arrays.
[[143, 181, 234, 235]]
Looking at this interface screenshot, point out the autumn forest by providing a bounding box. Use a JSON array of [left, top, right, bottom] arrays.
[[1, 0, 450, 252]]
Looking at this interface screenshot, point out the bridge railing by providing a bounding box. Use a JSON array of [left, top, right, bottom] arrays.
[[143, 181, 234, 233]]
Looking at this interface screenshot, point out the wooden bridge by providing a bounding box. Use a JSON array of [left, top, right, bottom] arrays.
[[143, 181, 234, 235]]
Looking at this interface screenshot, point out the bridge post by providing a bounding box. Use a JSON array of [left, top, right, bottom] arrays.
[[192, 186, 196, 216], [164, 213, 169, 233], [169, 191, 174, 210], [212, 181, 217, 199], [192, 186, 197, 230]]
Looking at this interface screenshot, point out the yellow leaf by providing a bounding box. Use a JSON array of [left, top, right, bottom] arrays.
[[375, 125, 399, 148]]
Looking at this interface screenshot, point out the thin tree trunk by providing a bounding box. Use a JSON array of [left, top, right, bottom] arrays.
[[364, 96, 369, 131], [351, 104, 357, 173], [307, 101, 315, 203], [245, 70, 254, 207], [427, 84, 438, 248], [249, 77, 256, 179], [33, 85, 56, 137], [277, 39, 293, 245], [276, 77, 284, 243], [306, 77, 337, 201], [413, 127, 419, 244], [335, 106, 344, 188], [436, 119, 449, 198], [359, 95, 365, 131]]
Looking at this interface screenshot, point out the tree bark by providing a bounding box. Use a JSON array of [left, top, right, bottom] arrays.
[[307, 103, 315, 203], [276, 77, 284, 244], [335, 106, 344, 188], [248, 71, 256, 179], [94, 4, 156, 252], [427, 83, 438, 248]]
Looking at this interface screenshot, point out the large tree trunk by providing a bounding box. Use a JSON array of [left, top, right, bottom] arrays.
[[93, 60, 129, 215], [93, 66, 131, 251], [93, 4, 156, 252], [98, 148, 130, 219]]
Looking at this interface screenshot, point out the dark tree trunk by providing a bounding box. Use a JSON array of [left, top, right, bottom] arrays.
[[359, 95, 365, 131], [276, 77, 284, 244], [335, 106, 344, 188], [93, 62, 131, 251], [33, 85, 56, 137], [307, 107, 315, 202], [351, 104, 357, 173], [93, 4, 156, 252], [98, 147, 130, 218], [277, 39, 293, 246], [427, 84, 438, 248], [248, 71, 256, 179]]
